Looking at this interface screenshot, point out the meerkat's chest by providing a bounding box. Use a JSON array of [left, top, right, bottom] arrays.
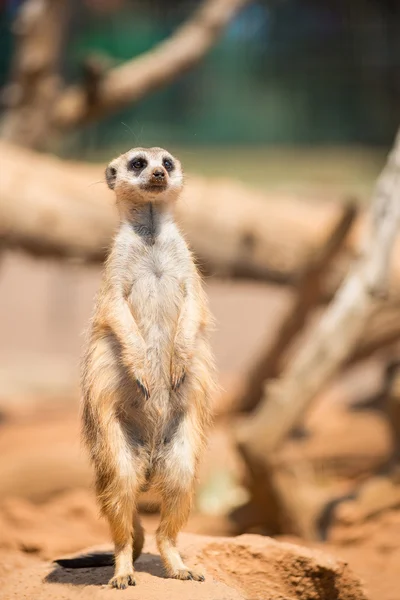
[[127, 239, 191, 323]]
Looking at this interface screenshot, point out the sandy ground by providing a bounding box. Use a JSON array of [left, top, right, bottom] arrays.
[[0, 373, 399, 600], [0, 531, 367, 600], [0, 257, 399, 599]]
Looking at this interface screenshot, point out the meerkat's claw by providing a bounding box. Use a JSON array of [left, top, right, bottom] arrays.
[[172, 568, 205, 582], [170, 355, 187, 391], [135, 379, 150, 399], [172, 371, 186, 391], [109, 573, 136, 589]]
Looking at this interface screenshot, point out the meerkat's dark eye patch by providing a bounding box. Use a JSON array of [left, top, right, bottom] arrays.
[[128, 157, 148, 172], [163, 157, 174, 172], [105, 165, 117, 190]]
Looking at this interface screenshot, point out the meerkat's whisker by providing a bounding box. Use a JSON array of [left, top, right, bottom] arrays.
[[87, 180, 106, 187], [121, 121, 138, 141]]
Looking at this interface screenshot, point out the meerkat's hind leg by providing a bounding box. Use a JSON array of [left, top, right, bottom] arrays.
[[102, 499, 136, 589], [156, 489, 205, 582], [96, 463, 143, 589], [108, 508, 143, 588], [132, 511, 144, 562]]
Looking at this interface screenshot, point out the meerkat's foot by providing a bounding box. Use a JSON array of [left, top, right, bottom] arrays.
[[171, 568, 205, 582], [109, 573, 136, 589]]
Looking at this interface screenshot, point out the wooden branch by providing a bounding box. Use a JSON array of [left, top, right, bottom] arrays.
[[236, 202, 357, 413], [237, 275, 399, 415], [0, 141, 349, 281], [236, 128, 400, 534], [386, 360, 400, 463], [178, 178, 352, 282], [346, 303, 400, 365], [51, 0, 250, 129], [238, 129, 400, 453], [0, 143, 115, 262], [0, 0, 69, 147]]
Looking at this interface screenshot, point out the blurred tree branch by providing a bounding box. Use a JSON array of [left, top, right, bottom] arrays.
[[0, 139, 348, 278], [1, 0, 250, 148], [1, 0, 70, 147], [386, 360, 400, 464], [235, 201, 358, 413], [52, 0, 250, 129], [235, 127, 400, 536]]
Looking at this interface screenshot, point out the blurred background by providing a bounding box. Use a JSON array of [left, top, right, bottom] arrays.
[[0, 1, 399, 599], [2, 0, 399, 149]]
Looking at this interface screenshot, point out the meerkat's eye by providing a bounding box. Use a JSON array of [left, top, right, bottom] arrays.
[[129, 157, 147, 171], [163, 158, 174, 172]]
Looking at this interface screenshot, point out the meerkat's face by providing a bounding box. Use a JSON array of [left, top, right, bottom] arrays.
[[105, 147, 183, 204]]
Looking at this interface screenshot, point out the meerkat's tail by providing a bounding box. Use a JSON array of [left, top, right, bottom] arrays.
[[55, 552, 114, 568]]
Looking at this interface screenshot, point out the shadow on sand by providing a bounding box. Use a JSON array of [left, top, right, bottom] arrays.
[[45, 552, 165, 586]]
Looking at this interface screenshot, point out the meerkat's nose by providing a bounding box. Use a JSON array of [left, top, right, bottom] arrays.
[[152, 168, 165, 179]]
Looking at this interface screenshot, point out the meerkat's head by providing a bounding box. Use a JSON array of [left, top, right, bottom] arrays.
[[105, 147, 183, 205]]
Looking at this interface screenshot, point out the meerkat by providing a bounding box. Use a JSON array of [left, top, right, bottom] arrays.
[[56, 147, 215, 589]]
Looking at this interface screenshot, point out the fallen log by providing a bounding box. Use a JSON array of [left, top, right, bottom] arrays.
[[0, 141, 352, 281]]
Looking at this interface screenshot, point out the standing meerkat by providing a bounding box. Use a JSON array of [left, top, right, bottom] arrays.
[[60, 148, 215, 589]]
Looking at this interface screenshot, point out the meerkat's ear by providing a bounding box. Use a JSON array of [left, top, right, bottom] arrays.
[[105, 162, 117, 190]]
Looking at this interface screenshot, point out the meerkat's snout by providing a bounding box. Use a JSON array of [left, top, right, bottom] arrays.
[[144, 165, 168, 190], [105, 147, 183, 204], [150, 167, 166, 183]]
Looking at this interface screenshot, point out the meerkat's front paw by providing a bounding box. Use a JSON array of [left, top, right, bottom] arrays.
[[132, 363, 150, 399], [170, 352, 188, 391], [135, 377, 150, 400], [109, 573, 136, 589]]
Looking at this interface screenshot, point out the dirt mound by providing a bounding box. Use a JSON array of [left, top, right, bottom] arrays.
[[324, 478, 400, 600], [0, 532, 366, 600], [202, 534, 366, 600], [327, 509, 400, 600]]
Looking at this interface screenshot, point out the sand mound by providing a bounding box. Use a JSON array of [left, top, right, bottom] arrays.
[[0, 532, 366, 600]]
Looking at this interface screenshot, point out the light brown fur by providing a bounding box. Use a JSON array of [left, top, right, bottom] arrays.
[[81, 147, 215, 589]]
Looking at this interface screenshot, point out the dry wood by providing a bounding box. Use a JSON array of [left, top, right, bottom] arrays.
[[0, 143, 114, 262], [0, 141, 348, 280], [347, 304, 400, 365], [238, 298, 400, 415], [236, 202, 357, 413], [322, 211, 400, 303], [236, 129, 400, 535], [386, 360, 400, 463], [238, 129, 400, 454]]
